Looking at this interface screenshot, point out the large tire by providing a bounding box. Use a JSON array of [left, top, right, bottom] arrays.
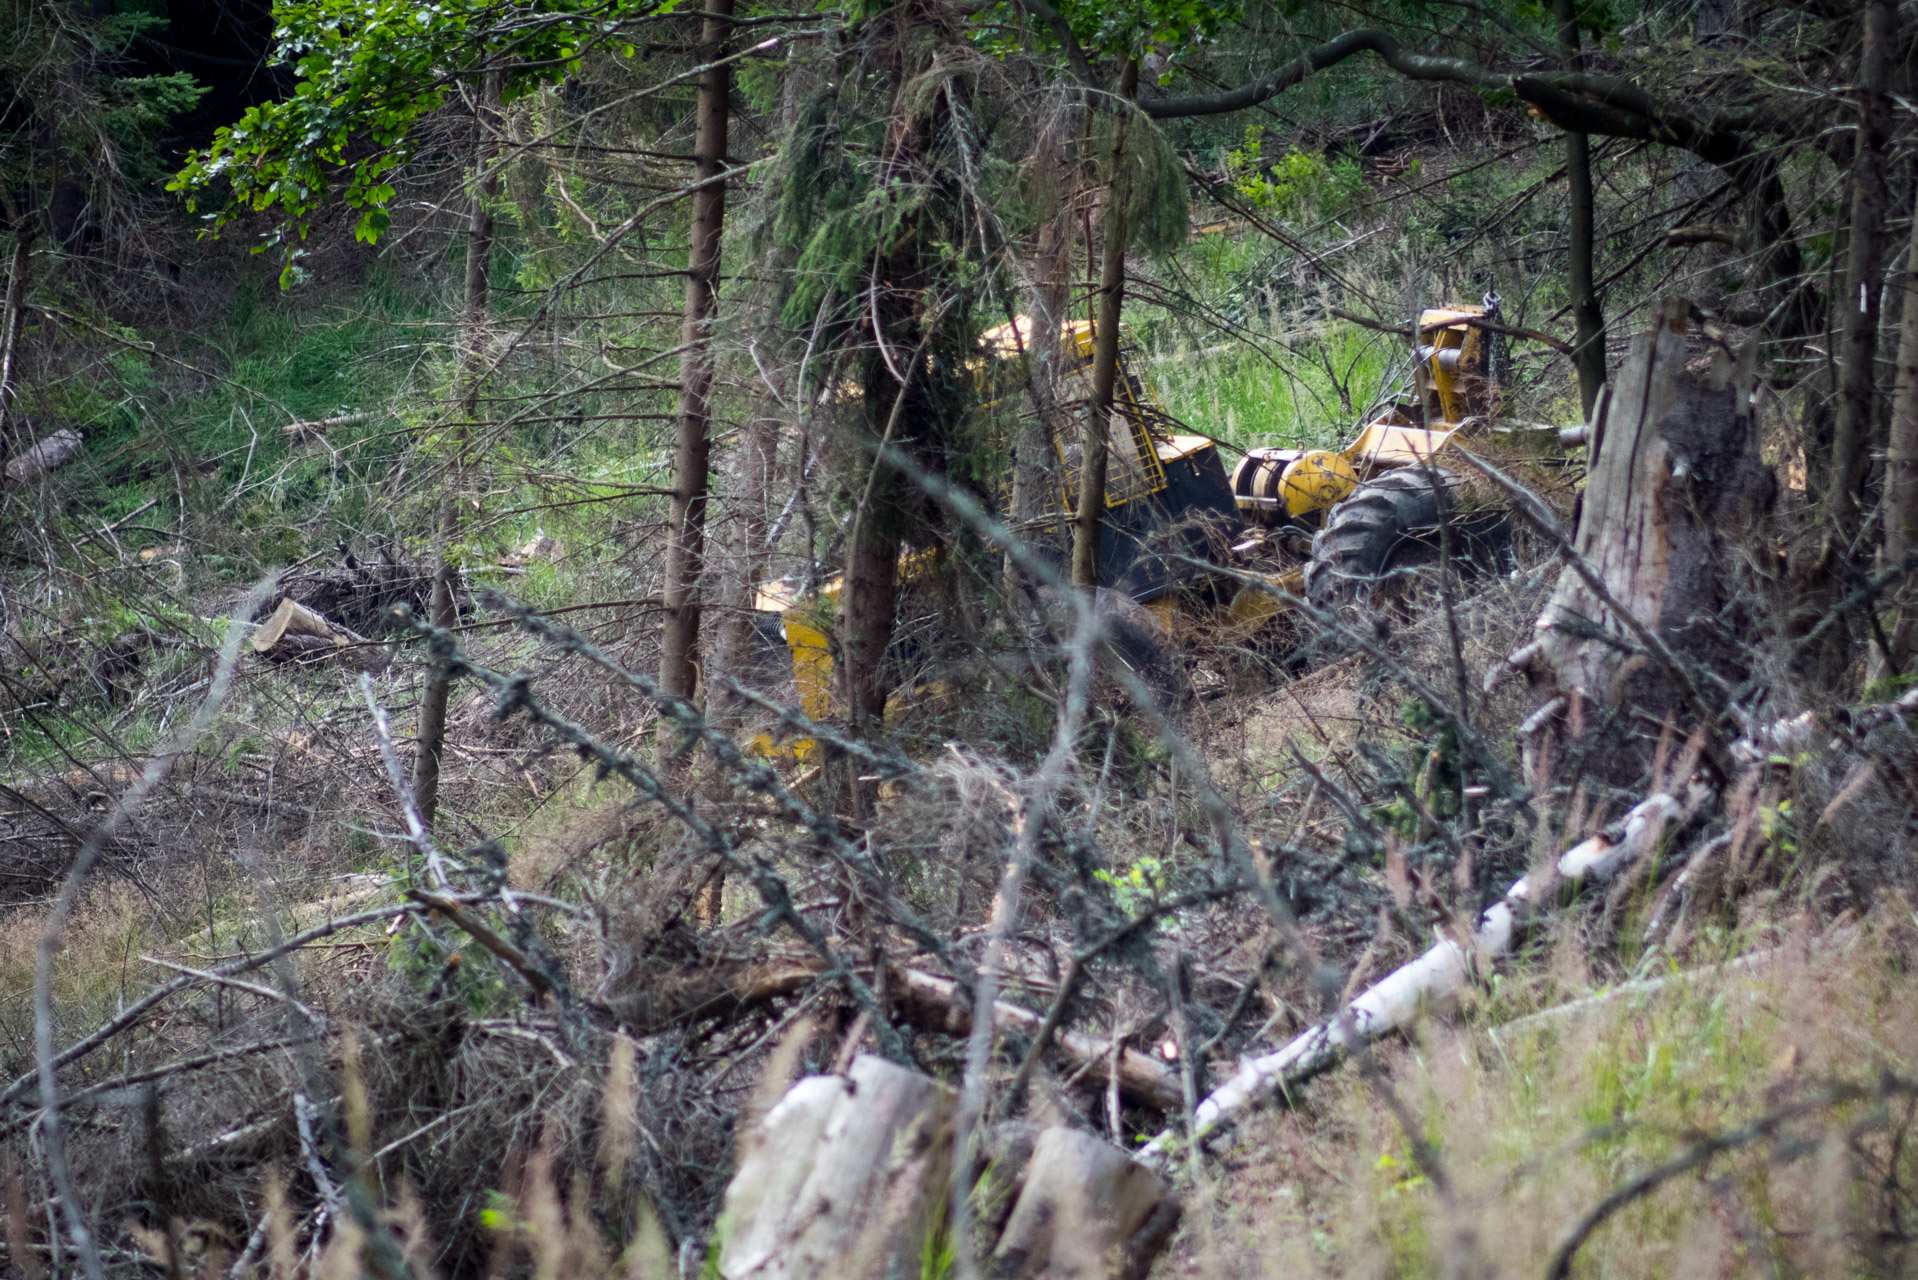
[[1303, 468, 1452, 603]]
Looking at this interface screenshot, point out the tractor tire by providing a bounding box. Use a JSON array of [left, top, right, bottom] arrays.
[[1303, 468, 1452, 604]]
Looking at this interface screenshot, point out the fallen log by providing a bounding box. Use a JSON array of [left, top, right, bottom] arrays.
[[601, 957, 1184, 1109], [1138, 787, 1698, 1165], [6, 427, 82, 482], [250, 597, 388, 671], [891, 968, 1185, 1113], [717, 1054, 1177, 1280]]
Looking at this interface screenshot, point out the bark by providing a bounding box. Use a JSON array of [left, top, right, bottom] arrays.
[[1556, 0, 1606, 419], [658, 0, 735, 709], [249, 599, 387, 671], [0, 228, 32, 496], [1885, 194, 1918, 570], [1071, 59, 1139, 591], [839, 513, 899, 732], [1830, 0, 1895, 532], [1534, 299, 1773, 719], [1005, 210, 1075, 596], [414, 73, 502, 832], [718, 1055, 1178, 1280]]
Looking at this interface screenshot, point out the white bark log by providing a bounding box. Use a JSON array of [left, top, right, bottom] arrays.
[[1137, 791, 1687, 1165], [6, 428, 81, 482]]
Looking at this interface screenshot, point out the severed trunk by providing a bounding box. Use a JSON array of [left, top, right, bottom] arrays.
[[658, 0, 735, 712], [1556, 0, 1606, 418], [1534, 298, 1774, 730], [718, 1054, 1177, 1280], [414, 73, 502, 831], [1070, 59, 1139, 591], [1830, 0, 1894, 532]]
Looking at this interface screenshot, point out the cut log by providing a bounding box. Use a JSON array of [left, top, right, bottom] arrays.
[[498, 533, 564, 567], [6, 427, 82, 482], [892, 968, 1185, 1112], [1534, 298, 1773, 712], [598, 958, 1184, 1110], [250, 598, 387, 670], [717, 1055, 1177, 1280]]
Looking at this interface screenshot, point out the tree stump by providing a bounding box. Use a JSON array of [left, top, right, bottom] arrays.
[[1534, 298, 1773, 730], [717, 1055, 1179, 1280]]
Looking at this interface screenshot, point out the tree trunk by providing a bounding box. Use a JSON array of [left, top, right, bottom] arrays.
[[0, 228, 32, 500], [1556, 0, 1605, 419], [1886, 202, 1918, 569], [1830, 0, 1894, 533], [1006, 210, 1075, 596], [414, 73, 501, 832], [1535, 298, 1774, 731], [658, 0, 735, 714], [839, 508, 899, 734], [1070, 59, 1139, 591]]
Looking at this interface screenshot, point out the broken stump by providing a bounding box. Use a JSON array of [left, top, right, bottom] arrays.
[[717, 1055, 1178, 1280], [1534, 298, 1773, 732]]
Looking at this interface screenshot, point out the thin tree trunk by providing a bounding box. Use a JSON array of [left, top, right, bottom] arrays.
[[1556, 0, 1605, 419], [0, 227, 33, 499], [1071, 59, 1139, 591], [1887, 208, 1918, 567], [1831, 0, 1894, 533], [1006, 211, 1075, 596], [839, 498, 899, 735], [1881, 183, 1918, 667], [414, 74, 501, 832], [659, 0, 735, 715]]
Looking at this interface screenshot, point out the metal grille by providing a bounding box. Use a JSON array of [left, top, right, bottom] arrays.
[[1049, 355, 1168, 511]]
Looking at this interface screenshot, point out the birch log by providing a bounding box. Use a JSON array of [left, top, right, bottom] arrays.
[[1137, 789, 1694, 1165]]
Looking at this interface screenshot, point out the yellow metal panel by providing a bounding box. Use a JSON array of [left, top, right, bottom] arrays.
[[1278, 450, 1359, 517], [1340, 422, 1455, 469], [1224, 568, 1304, 637], [782, 609, 834, 723], [1145, 597, 1179, 634]]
